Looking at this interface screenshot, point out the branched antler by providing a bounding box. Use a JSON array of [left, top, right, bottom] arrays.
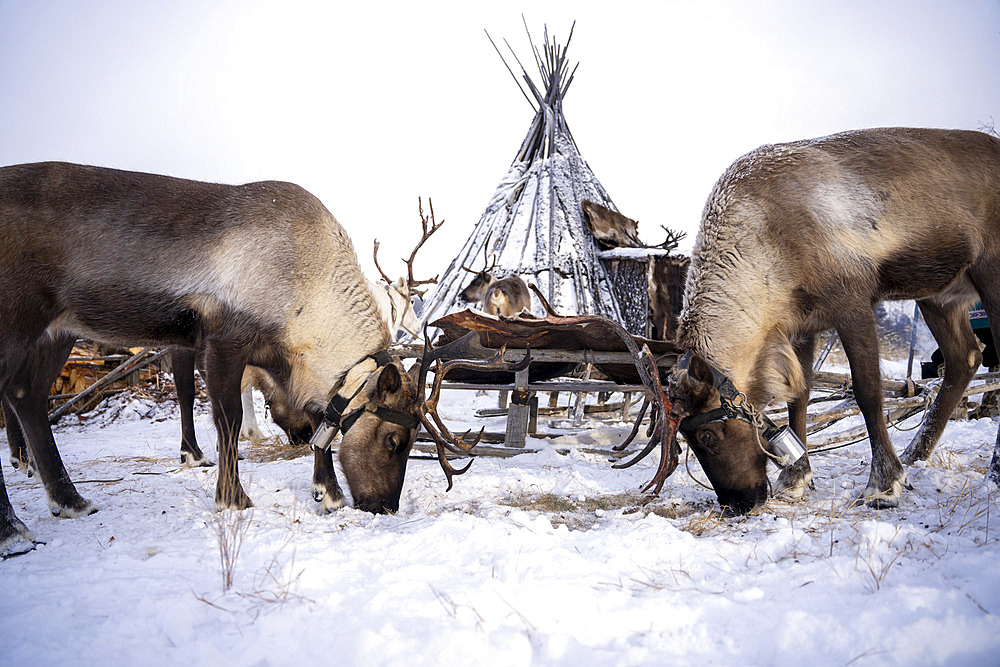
[[526, 284, 683, 495], [417, 330, 532, 490], [461, 231, 497, 275], [658, 225, 687, 252], [405, 197, 444, 296], [373, 196, 445, 295]]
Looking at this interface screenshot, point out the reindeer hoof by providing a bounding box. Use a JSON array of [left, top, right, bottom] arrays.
[[900, 437, 932, 466], [215, 484, 253, 511], [239, 428, 266, 443], [0, 518, 36, 559], [11, 456, 36, 478], [858, 478, 906, 509], [214, 496, 253, 511], [313, 484, 346, 513], [49, 498, 98, 519], [773, 456, 813, 500], [180, 452, 214, 468]]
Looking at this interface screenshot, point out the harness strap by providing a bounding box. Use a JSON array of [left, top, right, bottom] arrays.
[[341, 404, 420, 433], [309, 349, 416, 452], [675, 352, 781, 439]]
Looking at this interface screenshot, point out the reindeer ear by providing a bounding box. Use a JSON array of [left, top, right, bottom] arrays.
[[667, 352, 716, 414], [376, 363, 402, 398], [686, 353, 715, 387], [406, 360, 421, 383]]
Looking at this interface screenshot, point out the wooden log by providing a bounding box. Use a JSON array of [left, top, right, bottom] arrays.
[[441, 380, 646, 393]]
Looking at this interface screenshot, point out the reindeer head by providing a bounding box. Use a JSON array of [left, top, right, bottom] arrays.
[[308, 331, 524, 515], [336, 360, 422, 514], [666, 353, 772, 515], [384, 277, 422, 338], [460, 231, 498, 304], [246, 367, 315, 447], [267, 394, 315, 446]]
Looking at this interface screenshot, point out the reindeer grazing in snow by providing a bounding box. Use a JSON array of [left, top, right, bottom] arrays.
[[0, 162, 483, 557], [659, 128, 1000, 515], [161, 198, 445, 469], [458, 233, 532, 317]]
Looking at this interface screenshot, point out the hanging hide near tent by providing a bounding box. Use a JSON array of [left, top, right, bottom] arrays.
[[581, 199, 644, 250]]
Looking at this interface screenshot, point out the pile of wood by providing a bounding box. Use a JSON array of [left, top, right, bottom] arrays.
[[50, 342, 150, 396]]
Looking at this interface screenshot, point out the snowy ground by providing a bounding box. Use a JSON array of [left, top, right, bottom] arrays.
[[3, 373, 1000, 666]]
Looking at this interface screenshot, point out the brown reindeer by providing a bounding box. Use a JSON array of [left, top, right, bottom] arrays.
[[0, 162, 481, 557], [458, 232, 531, 317], [481, 275, 532, 318], [459, 232, 499, 304], [659, 128, 1000, 515]]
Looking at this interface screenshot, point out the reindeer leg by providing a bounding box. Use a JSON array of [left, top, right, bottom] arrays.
[[774, 333, 815, 499], [0, 400, 35, 558], [965, 276, 1000, 487], [837, 309, 908, 508], [0, 457, 35, 557], [171, 348, 213, 467], [238, 385, 266, 442], [203, 342, 252, 510], [4, 398, 34, 477], [901, 299, 980, 465], [1, 337, 42, 556], [312, 446, 346, 513], [6, 333, 97, 519]]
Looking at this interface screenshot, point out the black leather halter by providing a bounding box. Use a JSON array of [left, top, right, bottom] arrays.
[[311, 351, 419, 451], [675, 352, 781, 441]]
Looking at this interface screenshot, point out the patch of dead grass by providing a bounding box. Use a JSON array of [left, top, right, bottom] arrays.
[[243, 437, 310, 463], [494, 491, 719, 531]]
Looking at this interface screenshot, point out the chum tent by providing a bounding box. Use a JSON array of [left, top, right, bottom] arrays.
[[414, 23, 629, 335]]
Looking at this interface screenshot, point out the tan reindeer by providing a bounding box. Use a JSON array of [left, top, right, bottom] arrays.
[[649, 128, 1000, 515], [459, 233, 532, 317], [371, 197, 443, 338], [0, 162, 485, 557], [482, 276, 532, 318]]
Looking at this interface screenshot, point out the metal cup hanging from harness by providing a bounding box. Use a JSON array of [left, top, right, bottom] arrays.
[[674, 352, 807, 468], [309, 351, 420, 452]]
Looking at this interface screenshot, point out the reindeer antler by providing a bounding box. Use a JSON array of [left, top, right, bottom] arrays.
[[373, 239, 393, 285], [417, 330, 532, 490], [462, 231, 495, 274], [403, 197, 444, 296], [525, 284, 682, 495], [373, 196, 444, 294], [658, 225, 687, 252]]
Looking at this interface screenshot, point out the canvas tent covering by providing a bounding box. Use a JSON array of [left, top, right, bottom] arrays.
[[414, 24, 627, 334]]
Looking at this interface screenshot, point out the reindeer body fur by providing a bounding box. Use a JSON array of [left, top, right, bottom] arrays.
[[367, 277, 421, 338], [482, 275, 532, 318], [1, 162, 389, 412], [676, 127, 1000, 510]]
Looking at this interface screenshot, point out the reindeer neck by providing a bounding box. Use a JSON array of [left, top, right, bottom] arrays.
[[677, 222, 794, 405], [285, 248, 391, 411]]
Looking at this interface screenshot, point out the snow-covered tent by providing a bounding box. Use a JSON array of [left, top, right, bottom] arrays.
[[415, 24, 626, 333]]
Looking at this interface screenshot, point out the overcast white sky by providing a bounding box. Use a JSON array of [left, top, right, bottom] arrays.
[[2, 1, 998, 281]]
